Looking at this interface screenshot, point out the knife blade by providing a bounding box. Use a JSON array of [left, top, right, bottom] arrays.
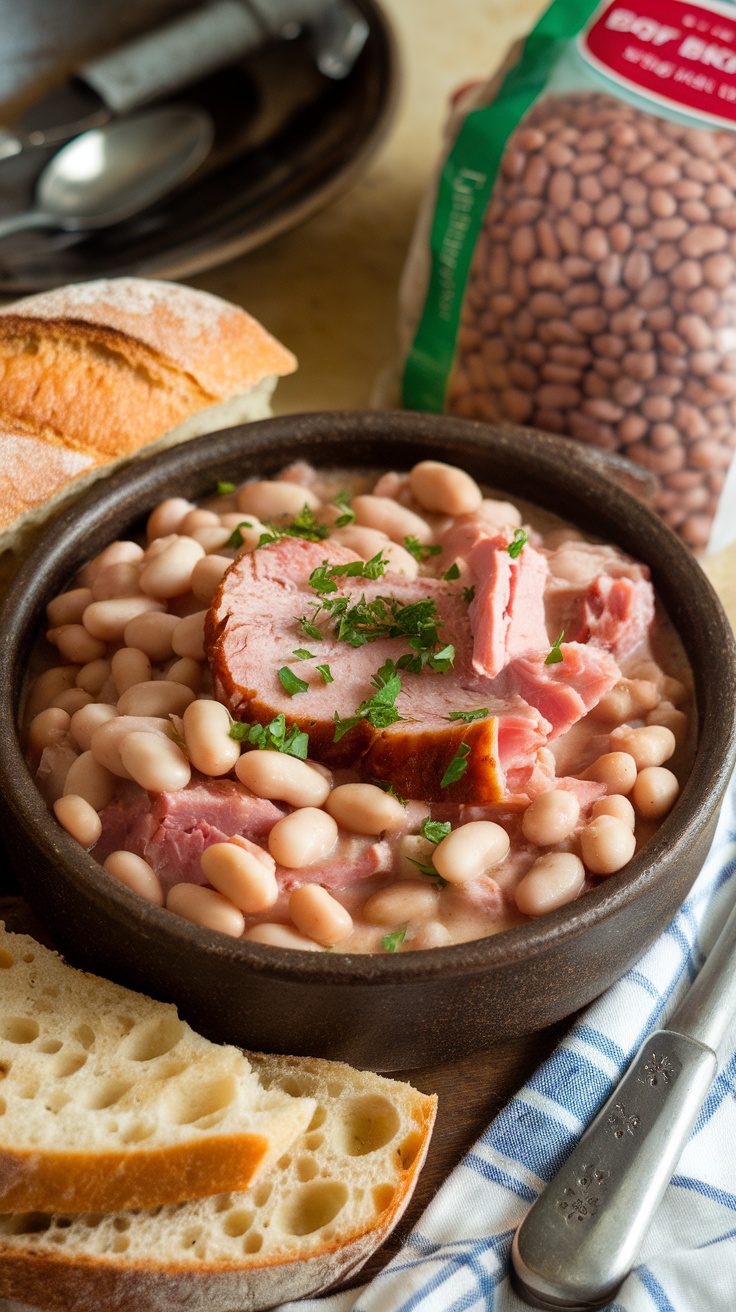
[[0, 0, 369, 162], [511, 886, 736, 1310]]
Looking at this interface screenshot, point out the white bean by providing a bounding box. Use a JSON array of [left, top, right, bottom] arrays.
[[103, 851, 164, 906], [580, 816, 636, 875], [591, 679, 660, 724], [51, 688, 93, 715], [433, 821, 510, 884], [289, 885, 353, 947], [362, 880, 440, 925], [81, 541, 143, 585], [90, 716, 171, 777], [111, 647, 153, 695], [26, 666, 79, 720], [521, 790, 580, 846], [27, 708, 71, 755], [201, 841, 278, 913], [75, 659, 111, 697], [645, 703, 688, 746], [123, 611, 179, 661], [351, 494, 433, 544], [69, 703, 118, 752], [190, 525, 231, 553], [47, 624, 106, 665], [219, 516, 266, 550], [167, 657, 202, 692], [182, 700, 240, 776], [268, 808, 338, 868], [410, 920, 453, 949], [120, 731, 191, 792], [117, 680, 195, 718], [611, 725, 676, 769], [325, 783, 405, 836], [146, 498, 194, 542], [90, 562, 142, 601], [632, 767, 680, 819], [236, 480, 321, 519], [236, 750, 330, 807], [171, 610, 207, 661], [515, 853, 586, 916], [166, 883, 244, 937], [409, 460, 482, 516], [590, 794, 636, 830], [179, 508, 220, 535], [243, 922, 323, 950], [53, 794, 101, 848], [47, 587, 93, 627], [63, 751, 115, 811], [83, 596, 164, 642], [584, 751, 637, 795], [139, 537, 204, 599], [192, 555, 232, 603], [397, 834, 436, 879]]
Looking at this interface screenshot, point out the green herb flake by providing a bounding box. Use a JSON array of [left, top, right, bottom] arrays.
[[442, 562, 461, 581], [298, 615, 323, 641], [277, 666, 309, 696], [440, 741, 472, 789], [403, 535, 442, 562], [545, 629, 565, 666], [316, 663, 333, 684], [228, 713, 309, 759], [507, 527, 529, 559], [408, 857, 449, 888], [420, 818, 452, 845], [292, 648, 314, 661], [255, 504, 331, 549], [463, 585, 475, 604], [447, 707, 488, 724], [333, 490, 356, 528], [216, 480, 236, 495], [333, 660, 403, 742], [225, 520, 253, 548], [382, 927, 407, 953]]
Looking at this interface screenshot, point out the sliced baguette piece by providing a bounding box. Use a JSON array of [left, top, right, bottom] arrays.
[[0, 1052, 437, 1312], [0, 927, 314, 1214]]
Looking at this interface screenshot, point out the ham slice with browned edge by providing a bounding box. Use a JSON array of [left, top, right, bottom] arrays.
[[206, 537, 624, 803], [468, 535, 549, 678]]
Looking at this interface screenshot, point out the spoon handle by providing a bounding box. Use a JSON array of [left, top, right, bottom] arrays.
[[0, 210, 55, 240]]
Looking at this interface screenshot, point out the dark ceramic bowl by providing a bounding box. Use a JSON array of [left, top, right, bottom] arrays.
[[1, 412, 734, 1071]]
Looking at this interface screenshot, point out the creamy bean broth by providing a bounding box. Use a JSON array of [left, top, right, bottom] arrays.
[[24, 459, 695, 954]]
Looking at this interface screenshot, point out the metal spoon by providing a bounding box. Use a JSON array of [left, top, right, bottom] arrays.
[[0, 105, 213, 241]]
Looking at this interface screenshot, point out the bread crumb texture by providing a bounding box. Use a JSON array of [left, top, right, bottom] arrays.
[[0, 927, 314, 1213]]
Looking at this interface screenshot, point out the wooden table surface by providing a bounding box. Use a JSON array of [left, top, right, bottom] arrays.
[[2, 0, 736, 1290]]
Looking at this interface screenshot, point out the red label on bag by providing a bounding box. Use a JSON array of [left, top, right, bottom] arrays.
[[581, 0, 736, 125]]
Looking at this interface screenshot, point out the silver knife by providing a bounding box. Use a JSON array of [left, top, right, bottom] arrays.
[[0, 0, 369, 163], [511, 888, 736, 1310]]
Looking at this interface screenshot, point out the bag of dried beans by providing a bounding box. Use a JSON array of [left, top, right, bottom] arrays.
[[399, 0, 736, 552]]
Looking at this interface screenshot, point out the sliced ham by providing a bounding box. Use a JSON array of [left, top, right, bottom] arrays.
[[503, 642, 620, 740], [468, 535, 549, 678], [545, 540, 655, 660]]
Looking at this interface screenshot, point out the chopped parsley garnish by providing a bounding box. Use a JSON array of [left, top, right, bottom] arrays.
[[447, 707, 488, 724], [440, 741, 471, 788], [333, 660, 403, 742], [228, 713, 308, 759], [442, 562, 461, 581], [216, 480, 236, 495], [421, 818, 451, 845], [333, 490, 356, 527], [371, 779, 407, 806], [403, 535, 441, 562], [463, 585, 475, 604], [292, 648, 314, 661], [507, 527, 528, 559], [316, 663, 333, 684], [257, 504, 331, 548], [308, 552, 388, 595], [408, 857, 448, 888], [545, 629, 565, 666], [225, 520, 253, 548], [382, 927, 407, 953], [277, 666, 309, 696], [298, 616, 323, 641]]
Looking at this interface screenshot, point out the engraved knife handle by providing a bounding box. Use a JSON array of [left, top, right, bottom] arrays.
[[511, 1029, 717, 1310]]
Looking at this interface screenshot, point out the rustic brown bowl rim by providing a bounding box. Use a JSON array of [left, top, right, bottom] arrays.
[[1, 410, 734, 986]]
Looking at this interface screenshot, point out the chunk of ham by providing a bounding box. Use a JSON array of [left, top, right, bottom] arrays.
[[468, 535, 549, 678], [545, 541, 655, 660], [503, 642, 619, 740]]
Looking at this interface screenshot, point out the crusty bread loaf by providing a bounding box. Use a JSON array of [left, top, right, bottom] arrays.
[[0, 1052, 436, 1312], [0, 927, 314, 1214], [0, 278, 296, 557]]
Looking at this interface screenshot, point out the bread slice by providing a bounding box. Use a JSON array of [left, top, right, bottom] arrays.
[[0, 1053, 436, 1312], [0, 277, 296, 559], [0, 927, 315, 1214]]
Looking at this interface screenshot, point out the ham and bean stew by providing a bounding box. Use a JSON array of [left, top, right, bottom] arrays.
[[24, 459, 694, 953]]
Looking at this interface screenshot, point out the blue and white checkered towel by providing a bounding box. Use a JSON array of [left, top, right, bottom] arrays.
[[285, 779, 736, 1312]]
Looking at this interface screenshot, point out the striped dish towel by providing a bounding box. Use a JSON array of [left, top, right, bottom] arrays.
[[286, 778, 736, 1312]]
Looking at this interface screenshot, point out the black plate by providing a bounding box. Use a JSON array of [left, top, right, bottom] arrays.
[[0, 0, 397, 292]]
